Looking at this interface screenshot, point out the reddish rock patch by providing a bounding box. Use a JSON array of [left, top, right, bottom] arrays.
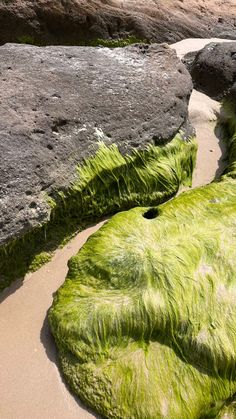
[[0, 0, 235, 45]]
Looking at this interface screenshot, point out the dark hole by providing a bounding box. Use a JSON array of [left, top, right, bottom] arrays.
[[52, 118, 67, 133], [29, 202, 37, 209], [33, 128, 45, 134], [47, 144, 53, 150], [57, 118, 67, 127], [143, 208, 159, 219]]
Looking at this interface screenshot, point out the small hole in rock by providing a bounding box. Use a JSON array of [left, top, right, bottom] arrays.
[[47, 144, 53, 150], [51, 118, 67, 133], [33, 128, 45, 134], [143, 208, 159, 219], [29, 202, 37, 209]]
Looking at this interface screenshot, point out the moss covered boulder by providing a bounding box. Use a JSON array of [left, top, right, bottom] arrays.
[[0, 42, 199, 289], [49, 101, 236, 418], [0, 42, 194, 247]]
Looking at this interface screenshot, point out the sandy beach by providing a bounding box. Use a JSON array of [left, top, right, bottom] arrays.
[[0, 223, 104, 419], [171, 38, 229, 188], [189, 90, 227, 188], [0, 38, 233, 419]]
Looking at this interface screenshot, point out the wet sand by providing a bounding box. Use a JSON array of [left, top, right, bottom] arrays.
[[189, 90, 227, 187], [171, 37, 233, 60], [171, 38, 229, 187], [0, 38, 233, 419], [0, 223, 104, 419]]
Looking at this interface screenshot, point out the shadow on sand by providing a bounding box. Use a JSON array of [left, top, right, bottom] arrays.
[[0, 276, 24, 304]]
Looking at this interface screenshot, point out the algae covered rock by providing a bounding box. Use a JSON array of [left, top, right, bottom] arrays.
[[0, 42, 197, 289], [49, 102, 236, 418], [0, 132, 197, 290], [0, 42, 194, 247]]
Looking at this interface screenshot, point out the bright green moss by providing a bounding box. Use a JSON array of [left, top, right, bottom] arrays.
[[69, 133, 196, 218], [217, 400, 236, 418], [76, 36, 147, 48], [28, 251, 51, 272], [49, 102, 236, 418], [0, 134, 196, 290]]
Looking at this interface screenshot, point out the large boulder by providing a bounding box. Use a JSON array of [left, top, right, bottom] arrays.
[[0, 0, 235, 46], [188, 42, 236, 100], [0, 43, 194, 248], [49, 100, 236, 418]]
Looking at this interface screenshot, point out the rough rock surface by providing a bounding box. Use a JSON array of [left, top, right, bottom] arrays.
[[49, 100, 236, 419], [0, 42, 193, 246], [0, 0, 235, 46], [187, 42, 236, 100]]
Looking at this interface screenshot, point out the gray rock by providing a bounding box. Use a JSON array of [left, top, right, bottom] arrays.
[[0, 43, 193, 245], [189, 42, 236, 100], [182, 51, 198, 74]]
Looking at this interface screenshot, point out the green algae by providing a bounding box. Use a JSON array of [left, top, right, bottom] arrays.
[[216, 397, 236, 418], [16, 35, 147, 48], [28, 251, 51, 272], [49, 101, 236, 418], [74, 36, 147, 48], [0, 133, 196, 291], [68, 133, 196, 218]]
